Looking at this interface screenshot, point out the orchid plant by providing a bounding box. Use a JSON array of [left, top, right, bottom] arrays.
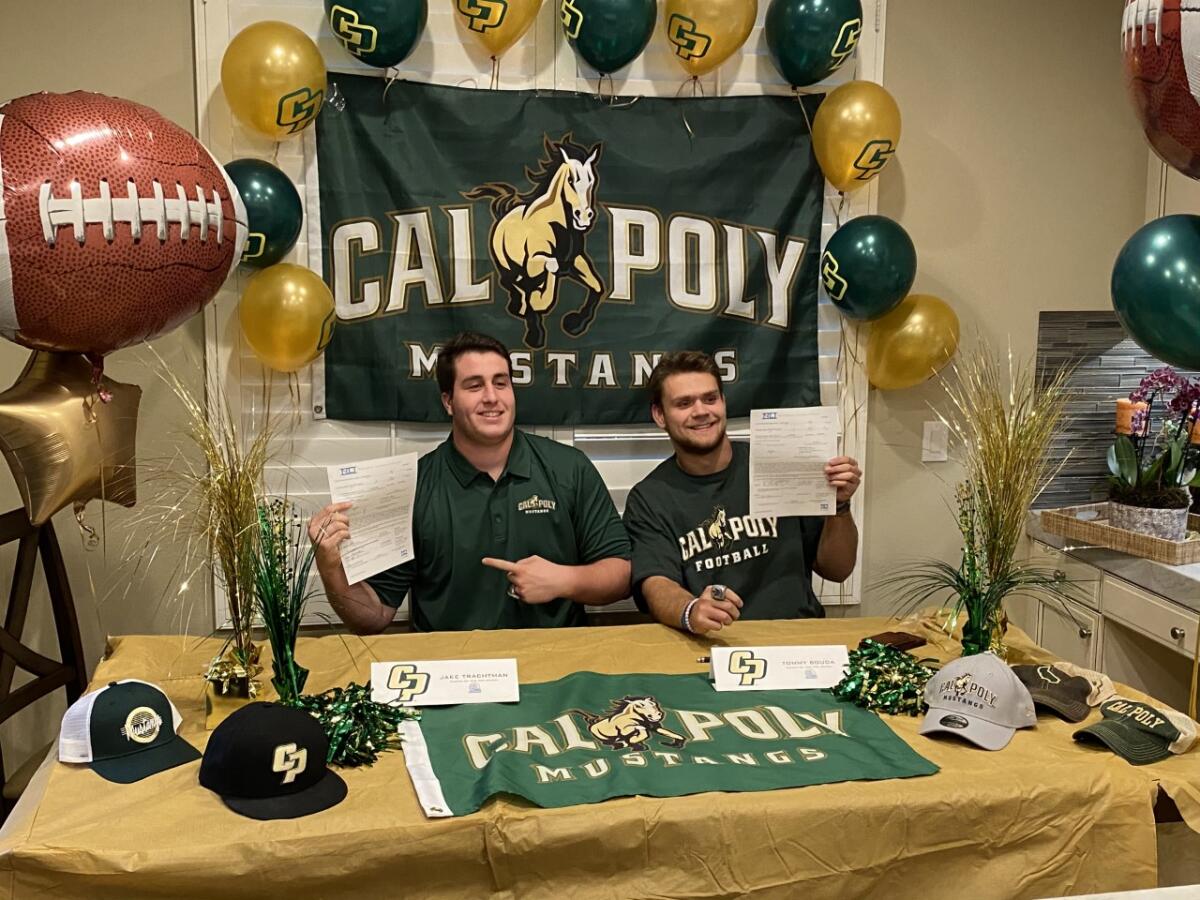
[[1109, 367, 1200, 510]]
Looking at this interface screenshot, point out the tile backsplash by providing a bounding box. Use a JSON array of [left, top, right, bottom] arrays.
[[1035, 311, 1198, 510]]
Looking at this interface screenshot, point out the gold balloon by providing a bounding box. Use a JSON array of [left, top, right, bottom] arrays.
[[221, 21, 326, 140], [239, 264, 336, 373], [663, 0, 757, 77], [867, 294, 960, 391], [0, 353, 139, 526], [813, 80, 901, 194], [454, 0, 544, 57]]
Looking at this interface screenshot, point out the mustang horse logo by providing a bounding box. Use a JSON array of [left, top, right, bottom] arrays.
[[463, 134, 606, 349], [568, 695, 687, 751]]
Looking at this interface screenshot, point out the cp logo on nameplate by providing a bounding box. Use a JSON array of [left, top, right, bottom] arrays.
[[711, 645, 851, 692], [387, 664, 431, 703], [728, 650, 767, 686], [372, 659, 521, 706]]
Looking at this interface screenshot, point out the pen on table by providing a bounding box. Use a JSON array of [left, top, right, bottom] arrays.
[[696, 656, 710, 663]]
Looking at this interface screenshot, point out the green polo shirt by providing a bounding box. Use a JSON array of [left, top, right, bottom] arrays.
[[366, 430, 630, 631]]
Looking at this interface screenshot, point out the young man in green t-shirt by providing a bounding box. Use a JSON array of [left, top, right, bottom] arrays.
[[623, 351, 861, 634], [308, 332, 631, 633]]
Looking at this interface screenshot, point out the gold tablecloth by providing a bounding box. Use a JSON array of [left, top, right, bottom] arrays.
[[2, 616, 1196, 899]]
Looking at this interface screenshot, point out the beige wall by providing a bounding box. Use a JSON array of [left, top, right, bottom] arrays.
[[0, 0, 1153, 766], [861, 0, 1149, 616], [0, 1, 205, 769]]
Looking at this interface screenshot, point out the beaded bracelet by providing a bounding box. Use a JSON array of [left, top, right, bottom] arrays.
[[681, 597, 699, 634]]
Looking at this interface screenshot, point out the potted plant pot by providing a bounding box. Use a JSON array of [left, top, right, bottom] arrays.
[[1109, 501, 1190, 541]]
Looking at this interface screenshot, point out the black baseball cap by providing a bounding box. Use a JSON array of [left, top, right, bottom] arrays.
[[199, 701, 347, 819], [58, 679, 201, 783], [1012, 665, 1092, 723]]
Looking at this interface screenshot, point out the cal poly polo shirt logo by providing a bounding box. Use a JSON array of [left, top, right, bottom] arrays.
[[518, 494, 557, 515]]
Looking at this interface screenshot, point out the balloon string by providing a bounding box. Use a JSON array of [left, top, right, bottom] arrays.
[[290, 370, 302, 430], [383, 67, 402, 100], [794, 88, 814, 135], [490, 56, 500, 91], [75, 502, 100, 550], [828, 192, 848, 228], [676, 77, 698, 142]]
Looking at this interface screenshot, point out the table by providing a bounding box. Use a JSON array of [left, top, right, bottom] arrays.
[[3, 616, 1200, 899]]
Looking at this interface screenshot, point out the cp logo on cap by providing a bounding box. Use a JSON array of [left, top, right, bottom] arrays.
[[272, 743, 308, 785], [122, 707, 163, 744], [388, 664, 431, 702], [728, 651, 767, 686]]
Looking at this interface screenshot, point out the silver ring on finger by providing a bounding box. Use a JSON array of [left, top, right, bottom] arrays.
[[711, 584, 727, 602], [507, 584, 521, 600]]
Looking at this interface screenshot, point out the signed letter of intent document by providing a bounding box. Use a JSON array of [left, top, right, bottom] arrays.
[[749, 407, 839, 518], [325, 453, 418, 584]]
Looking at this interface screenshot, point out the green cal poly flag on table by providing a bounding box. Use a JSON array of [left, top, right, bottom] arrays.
[[316, 76, 825, 425], [400, 672, 938, 816]]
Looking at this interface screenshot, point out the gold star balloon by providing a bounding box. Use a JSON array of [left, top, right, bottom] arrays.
[[0, 352, 140, 525]]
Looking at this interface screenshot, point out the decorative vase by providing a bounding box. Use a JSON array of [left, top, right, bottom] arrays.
[[960, 602, 1008, 659], [1109, 501, 1190, 541], [204, 676, 257, 729], [203, 644, 262, 729]]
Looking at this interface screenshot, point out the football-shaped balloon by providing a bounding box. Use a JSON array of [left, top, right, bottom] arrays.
[[1122, 0, 1200, 179], [0, 91, 247, 358]]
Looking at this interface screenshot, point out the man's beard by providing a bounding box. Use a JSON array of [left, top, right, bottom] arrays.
[[669, 420, 727, 454]]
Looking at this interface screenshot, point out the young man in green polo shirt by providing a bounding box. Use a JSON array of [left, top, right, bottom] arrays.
[[623, 351, 861, 634], [308, 332, 631, 633]]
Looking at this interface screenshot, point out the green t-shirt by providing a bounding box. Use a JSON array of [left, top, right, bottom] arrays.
[[366, 431, 631, 631], [623, 441, 826, 620]]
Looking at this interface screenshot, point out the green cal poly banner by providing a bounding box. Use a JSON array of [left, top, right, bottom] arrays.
[[317, 77, 825, 425], [400, 672, 937, 816]]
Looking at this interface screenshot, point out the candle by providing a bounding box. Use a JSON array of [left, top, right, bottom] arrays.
[[1115, 398, 1147, 435]]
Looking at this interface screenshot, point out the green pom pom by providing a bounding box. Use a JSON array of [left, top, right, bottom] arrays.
[[833, 639, 936, 716]]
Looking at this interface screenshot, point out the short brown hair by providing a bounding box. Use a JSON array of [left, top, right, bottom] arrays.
[[648, 351, 723, 408], [436, 331, 513, 395]]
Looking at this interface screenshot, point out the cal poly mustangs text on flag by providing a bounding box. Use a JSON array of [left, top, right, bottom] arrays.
[[399, 672, 937, 817], [316, 76, 825, 425]]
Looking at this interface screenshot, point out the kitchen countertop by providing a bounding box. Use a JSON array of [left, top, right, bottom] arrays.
[[1027, 510, 1200, 614]]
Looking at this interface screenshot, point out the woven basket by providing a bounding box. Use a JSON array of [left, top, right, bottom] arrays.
[[1039, 502, 1200, 565]]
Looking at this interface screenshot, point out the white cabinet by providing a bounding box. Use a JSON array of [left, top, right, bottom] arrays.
[[1102, 575, 1198, 656], [1022, 539, 1199, 708], [1027, 541, 1102, 611], [1038, 598, 1099, 669]]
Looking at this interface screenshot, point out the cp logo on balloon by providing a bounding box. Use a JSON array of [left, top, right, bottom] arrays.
[[560, 0, 584, 39], [329, 5, 379, 56], [832, 18, 863, 61], [667, 14, 711, 60], [820, 252, 849, 302], [457, 0, 507, 32], [276, 87, 324, 134], [853, 140, 895, 180]]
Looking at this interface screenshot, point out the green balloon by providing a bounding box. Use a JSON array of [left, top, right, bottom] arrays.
[[562, 0, 656, 76], [324, 0, 426, 69], [1112, 214, 1200, 370], [766, 0, 863, 88], [821, 215, 916, 321], [225, 159, 303, 269]]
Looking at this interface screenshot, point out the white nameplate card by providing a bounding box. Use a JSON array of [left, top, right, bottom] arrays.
[[710, 645, 850, 692], [371, 659, 520, 707]]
